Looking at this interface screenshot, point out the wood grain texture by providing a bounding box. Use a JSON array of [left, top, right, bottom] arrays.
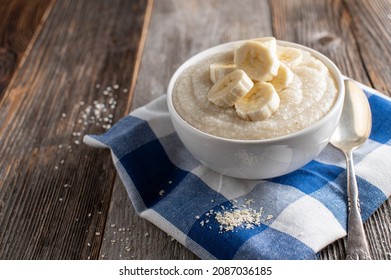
[[98, 0, 197, 260], [0, 0, 53, 100], [344, 0, 391, 96], [270, 0, 391, 260], [0, 0, 148, 259], [270, 0, 371, 85], [131, 0, 274, 110], [1, 0, 390, 261]]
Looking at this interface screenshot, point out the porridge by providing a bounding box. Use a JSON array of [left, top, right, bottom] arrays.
[[172, 38, 337, 140]]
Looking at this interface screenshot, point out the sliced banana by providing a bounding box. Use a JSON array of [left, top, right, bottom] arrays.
[[270, 63, 294, 92], [234, 40, 279, 82], [277, 46, 303, 68], [235, 82, 280, 121], [209, 63, 236, 83], [254, 37, 277, 53], [207, 69, 254, 108]]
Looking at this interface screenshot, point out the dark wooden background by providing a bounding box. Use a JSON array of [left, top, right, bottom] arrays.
[[0, 0, 390, 260]]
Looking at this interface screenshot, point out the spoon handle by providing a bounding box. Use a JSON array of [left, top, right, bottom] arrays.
[[345, 150, 371, 260]]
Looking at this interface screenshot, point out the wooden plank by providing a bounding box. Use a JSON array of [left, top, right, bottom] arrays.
[[0, 0, 148, 259], [343, 0, 391, 95], [0, 0, 53, 100], [98, 0, 196, 260], [270, 0, 371, 85], [363, 200, 391, 260], [131, 0, 274, 110], [102, 0, 274, 259], [270, 0, 391, 260]]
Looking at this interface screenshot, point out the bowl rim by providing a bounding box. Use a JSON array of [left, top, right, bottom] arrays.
[[167, 39, 345, 144]]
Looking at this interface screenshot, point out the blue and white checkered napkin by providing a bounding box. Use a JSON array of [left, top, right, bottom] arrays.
[[84, 82, 391, 260]]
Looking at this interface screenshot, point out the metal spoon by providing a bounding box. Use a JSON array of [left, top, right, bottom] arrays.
[[330, 79, 372, 260]]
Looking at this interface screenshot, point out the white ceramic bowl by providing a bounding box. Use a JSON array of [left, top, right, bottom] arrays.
[[167, 40, 345, 180]]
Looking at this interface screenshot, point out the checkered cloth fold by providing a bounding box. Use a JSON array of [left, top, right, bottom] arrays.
[[84, 81, 391, 260]]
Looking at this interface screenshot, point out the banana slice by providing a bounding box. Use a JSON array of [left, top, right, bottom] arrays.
[[207, 69, 254, 108], [277, 47, 303, 68], [254, 37, 277, 53], [210, 63, 236, 83], [235, 82, 280, 121], [234, 41, 279, 82], [232, 38, 276, 54], [270, 63, 294, 91]]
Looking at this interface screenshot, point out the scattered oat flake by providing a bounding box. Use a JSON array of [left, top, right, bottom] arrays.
[[245, 198, 255, 206], [95, 232, 100, 236], [159, 189, 165, 196], [215, 208, 261, 232], [193, 198, 273, 232], [144, 232, 150, 237]]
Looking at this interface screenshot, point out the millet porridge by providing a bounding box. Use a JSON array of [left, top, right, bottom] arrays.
[[172, 39, 337, 140]]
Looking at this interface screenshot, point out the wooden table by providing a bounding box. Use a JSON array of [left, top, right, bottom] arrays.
[[0, 0, 390, 260]]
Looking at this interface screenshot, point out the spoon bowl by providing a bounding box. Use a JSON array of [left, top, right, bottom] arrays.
[[330, 80, 372, 151], [330, 79, 372, 260]]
